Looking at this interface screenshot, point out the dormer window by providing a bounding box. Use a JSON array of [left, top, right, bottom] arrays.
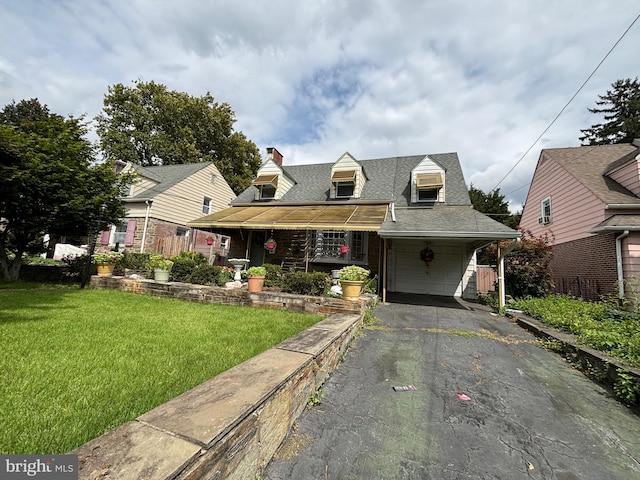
[[253, 174, 279, 200], [416, 173, 443, 203], [332, 170, 356, 198]]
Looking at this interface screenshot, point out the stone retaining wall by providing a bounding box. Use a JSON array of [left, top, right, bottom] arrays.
[[90, 275, 369, 315], [72, 277, 373, 479]]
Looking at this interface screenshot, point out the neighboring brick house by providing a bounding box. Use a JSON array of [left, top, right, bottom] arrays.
[[520, 140, 640, 300], [188, 147, 518, 301], [99, 161, 235, 258]]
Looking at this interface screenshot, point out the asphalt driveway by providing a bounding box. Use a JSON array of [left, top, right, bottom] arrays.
[[264, 296, 640, 479]]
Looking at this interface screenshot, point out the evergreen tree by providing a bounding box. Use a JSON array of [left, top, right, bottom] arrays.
[[579, 77, 640, 145]]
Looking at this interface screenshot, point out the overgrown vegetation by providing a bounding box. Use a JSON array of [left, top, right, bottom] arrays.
[[510, 295, 640, 367], [509, 294, 640, 404], [0, 284, 322, 454]]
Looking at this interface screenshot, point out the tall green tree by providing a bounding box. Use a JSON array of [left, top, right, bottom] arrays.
[[469, 184, 521, 228], [579, 77, 640, 145], [95, 80, 262, 194], [0, 99, 132, 281]]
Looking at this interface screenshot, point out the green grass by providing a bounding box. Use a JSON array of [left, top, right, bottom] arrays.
[[0, 284, 322, 454], [510, 295, 640, 367]]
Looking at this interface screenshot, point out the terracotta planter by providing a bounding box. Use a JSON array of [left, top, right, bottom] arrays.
[[341, 280, 364, 301], [247, 275, 265, 293], [96, 263, 115, 277]]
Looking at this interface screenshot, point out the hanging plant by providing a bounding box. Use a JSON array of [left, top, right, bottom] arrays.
[[264, 237, 277, 253], [340, 244, 350, 255], [420, 247, 435, 267]]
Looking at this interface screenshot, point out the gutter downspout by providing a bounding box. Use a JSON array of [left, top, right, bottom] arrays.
[[616, 230, 630, 298], [140, 200, 152, 253], [498, 238, 520, 310], [383, 202, 395, 304]]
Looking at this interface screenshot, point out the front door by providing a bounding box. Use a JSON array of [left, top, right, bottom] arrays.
[[249, 230, 266, 266]]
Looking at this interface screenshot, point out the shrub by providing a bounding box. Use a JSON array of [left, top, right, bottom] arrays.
[[186, 265, 234, 286], [170, 253, 207, 282], [264, 264, 283, 289], [485, 229, 554, 298], [117, 252, 151, 271], [282, 271, 331, 296]]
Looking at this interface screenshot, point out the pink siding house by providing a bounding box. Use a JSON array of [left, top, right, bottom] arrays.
[[520, 140, 640, 300]]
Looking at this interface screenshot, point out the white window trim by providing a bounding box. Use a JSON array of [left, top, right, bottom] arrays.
[[540, 196, 552, 224], [203, 197, 212, 215], [416, 186, 440, 203], [311, 230, 368, 265]]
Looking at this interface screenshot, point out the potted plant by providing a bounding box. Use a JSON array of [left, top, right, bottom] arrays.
[[148, 254, 174, 282], [92, 251, 124, 277], [338, 265, 370, 300], [246, 265, 266, 293]]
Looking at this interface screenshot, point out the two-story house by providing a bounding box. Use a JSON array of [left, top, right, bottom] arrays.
[[99, 161, 235, 258], [188, 148, 518, 301], [520, 140, 640, 300]]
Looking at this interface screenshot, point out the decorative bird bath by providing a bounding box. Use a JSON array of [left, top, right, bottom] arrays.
[[228, 258, 250, 281]]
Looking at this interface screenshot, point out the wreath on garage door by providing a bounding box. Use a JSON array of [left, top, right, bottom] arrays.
[[419, 247, 435, 268]]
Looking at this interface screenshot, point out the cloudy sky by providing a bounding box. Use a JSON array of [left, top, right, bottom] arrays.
[[1, 1, 639, 211]]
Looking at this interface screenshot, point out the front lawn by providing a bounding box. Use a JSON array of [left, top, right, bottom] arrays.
[[0, 284, 322, 454]]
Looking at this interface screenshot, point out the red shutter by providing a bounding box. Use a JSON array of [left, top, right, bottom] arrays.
[[124, 219, 136, 246], [99, 228, 111, 245]]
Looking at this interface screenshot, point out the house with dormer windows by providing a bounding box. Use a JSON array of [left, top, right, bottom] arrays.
[[188, 147, 518, 300], [520, 140, 640, 300]]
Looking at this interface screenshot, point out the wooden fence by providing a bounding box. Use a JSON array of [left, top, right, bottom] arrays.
[[476, 265, 497, 294]]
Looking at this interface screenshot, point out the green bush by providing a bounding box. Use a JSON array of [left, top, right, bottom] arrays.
[[168, 253, 205, 282], [282, 271, 331, 296], [186, 265, 234, 286], [116, 252, 151, 271], [173, 251, 207, 264], [264, 264, 283, 288]]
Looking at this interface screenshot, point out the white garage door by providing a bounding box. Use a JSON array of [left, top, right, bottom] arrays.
[[388, 241, 464, 296]]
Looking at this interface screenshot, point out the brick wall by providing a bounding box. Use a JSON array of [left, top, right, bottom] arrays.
[[550, 233, 618, 300]]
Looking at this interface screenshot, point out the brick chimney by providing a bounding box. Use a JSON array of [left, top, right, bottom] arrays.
[[267, 147, 283, 166]]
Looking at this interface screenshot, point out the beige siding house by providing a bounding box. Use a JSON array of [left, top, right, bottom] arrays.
[[99, 162, 235, 257], [520, 140, 640, 300]]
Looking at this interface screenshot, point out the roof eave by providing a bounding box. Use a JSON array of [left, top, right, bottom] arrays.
[[588, 226, 640, 233], [378, 230, 520, 239]]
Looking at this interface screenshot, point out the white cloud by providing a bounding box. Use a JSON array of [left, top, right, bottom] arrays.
[[1, 0, 639, 211]]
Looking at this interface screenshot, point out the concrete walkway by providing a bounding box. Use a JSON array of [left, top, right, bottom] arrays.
[[264, 296, 640, 479]]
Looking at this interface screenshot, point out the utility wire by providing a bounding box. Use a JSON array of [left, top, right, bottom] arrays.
[[492, 13, 640, 192]]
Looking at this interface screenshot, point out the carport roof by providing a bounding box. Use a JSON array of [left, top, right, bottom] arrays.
[[379, 206, 520, 240], [187, 204, 388, 231]]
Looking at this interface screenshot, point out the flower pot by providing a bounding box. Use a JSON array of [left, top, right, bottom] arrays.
[[341, 280, 364, 301], [154, 268, 171, 282], [247, 275, 265, 293], [97, 263, 115, 277]]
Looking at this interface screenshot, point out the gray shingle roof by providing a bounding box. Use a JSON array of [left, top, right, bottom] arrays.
[[542, 144, 640, 205], [232, 153, 472, 206], [129, 162, 211, 200], [226, 152, 517, 239], [380, 206, 518, 238]]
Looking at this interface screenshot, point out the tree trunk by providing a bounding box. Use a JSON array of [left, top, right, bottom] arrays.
[[0, 257, 22, 281]]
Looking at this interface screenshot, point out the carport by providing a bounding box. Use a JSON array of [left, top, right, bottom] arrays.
[[378, 205, 519, 303]]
